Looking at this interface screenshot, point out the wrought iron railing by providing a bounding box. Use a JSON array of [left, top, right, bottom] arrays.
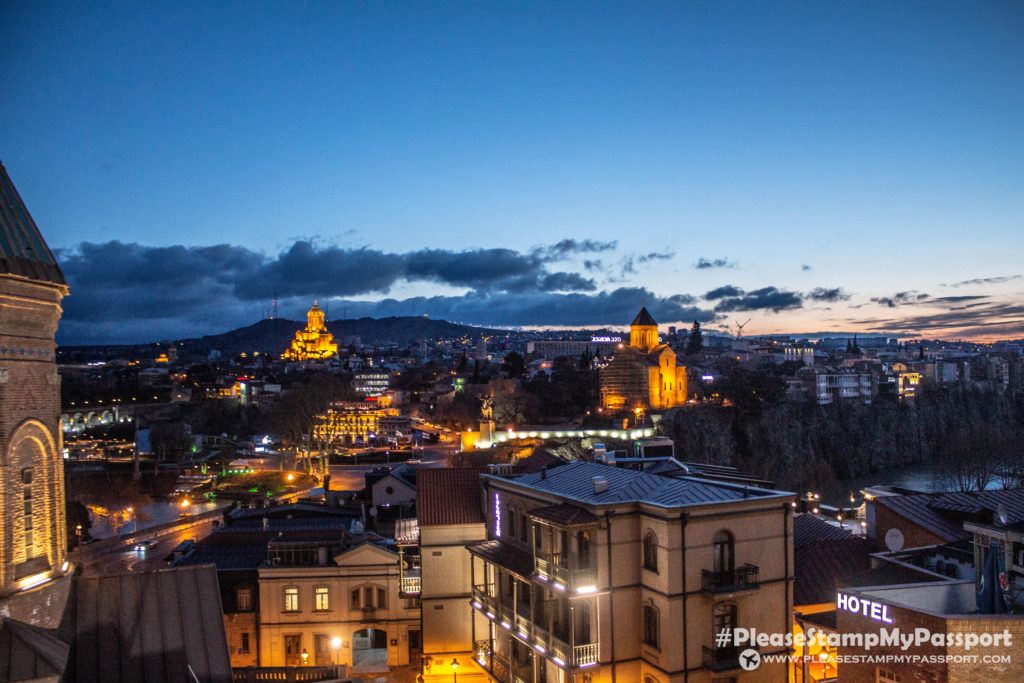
[[702, 645, 742, 672], [701, 563, 760, 593]]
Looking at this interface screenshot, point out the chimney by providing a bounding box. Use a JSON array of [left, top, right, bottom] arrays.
[[592, 477, 608, 494], [318, 546, 329, 566], [262, 517, 269, 531]]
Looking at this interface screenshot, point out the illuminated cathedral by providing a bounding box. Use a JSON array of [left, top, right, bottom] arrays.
[[600, 307, 688, 411], [281, 301, 339, 361]]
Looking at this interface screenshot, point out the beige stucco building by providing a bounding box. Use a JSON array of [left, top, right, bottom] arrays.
[[257, 539, 421, 672], [468, 461, 795, 683]]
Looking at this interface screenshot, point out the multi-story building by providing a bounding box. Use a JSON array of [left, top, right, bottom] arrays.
[[802, 370, 874, 405], [257, 535, 421, 672], [313, 401, 402, 446], [467, 461, 795, 682], [354, 369, 391, 397]]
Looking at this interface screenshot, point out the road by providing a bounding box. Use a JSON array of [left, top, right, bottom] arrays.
[[77, 514, 220, 575], [326, 445, 454, 490], [76, 445, 455, 575]]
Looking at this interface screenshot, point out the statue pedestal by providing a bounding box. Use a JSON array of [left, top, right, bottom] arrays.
[[479, 420, 495, 445]]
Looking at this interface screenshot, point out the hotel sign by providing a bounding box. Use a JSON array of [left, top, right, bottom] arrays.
[[838, 592, 894, 624]]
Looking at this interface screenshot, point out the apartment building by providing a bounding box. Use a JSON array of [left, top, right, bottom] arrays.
[[468, 461, 796, 682]]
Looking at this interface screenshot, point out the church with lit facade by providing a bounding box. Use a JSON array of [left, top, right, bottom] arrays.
[[600, 307, 688, 411], [281, 301, 339, 361]]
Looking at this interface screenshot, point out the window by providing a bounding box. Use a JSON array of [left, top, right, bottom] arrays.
[[577, 530, 591, 568], [642, 604, 660, 648], [519, 508, 529, 542], [236, 587, 253, 611], [240, 632, 250, 654], [876, 670, 901, 683], [713, 603, 737, 649], [508, 505, 518, 539], [405, 596, 421, 609], [22, 469, 33, 552], [283, 587, 299, 612], [314, 586, 330, 611], [713, 530, 734, 574], [643, 531, 658, 572], [351, 584, 387, 609]]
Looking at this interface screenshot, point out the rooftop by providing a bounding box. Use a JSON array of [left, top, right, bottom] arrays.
[[631, 307, 658, 327], [874, 488, 1024, 543], [487, 460, 791, 510], [0, 161, 66, 286], [418, 467, 486, 526]]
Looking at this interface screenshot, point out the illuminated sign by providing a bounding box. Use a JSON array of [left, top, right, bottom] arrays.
[[838, 592, 893, 623], [591, 336, 622, 343], [494, 492, 502, 537]]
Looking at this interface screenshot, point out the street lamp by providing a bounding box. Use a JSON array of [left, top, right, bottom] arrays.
[[300, 648, 309, 666], [451, 657, 459, 682], [330, 636, 342, 665]]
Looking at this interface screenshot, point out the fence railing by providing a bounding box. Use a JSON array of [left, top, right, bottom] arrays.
[[701, 564, 760, 594], [231, 665, 347, 682]]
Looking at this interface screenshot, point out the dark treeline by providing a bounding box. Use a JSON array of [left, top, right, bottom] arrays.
[[663, 383, 1024, 494]]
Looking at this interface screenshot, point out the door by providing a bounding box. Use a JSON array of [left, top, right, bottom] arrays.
[[314, 634, 332, 666], [352, 628, 388, 671], [284, 634, 302, 666], [408, 629, 421, 663]]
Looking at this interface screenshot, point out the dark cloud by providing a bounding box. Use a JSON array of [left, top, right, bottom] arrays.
[[705, 285, 745, 300], [858, 302, 1024, 334], [695, 257, 737, 269], [638, 251, 674, 262], [54, 239, 713, 344], [870, 290, 930, 308], [948, 275, 1021, 287], [713, 286, 803, 313], [807, 287, 851, 302], [532, 239, 617, 262]]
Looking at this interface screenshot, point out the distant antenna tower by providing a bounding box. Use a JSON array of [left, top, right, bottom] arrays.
[[734, 318, 752, 338], [270, 293, 278, 320]]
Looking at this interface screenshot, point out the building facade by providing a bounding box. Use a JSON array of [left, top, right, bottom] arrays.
[[0, 161, 74, 627], [468, 461, 795, 682], [257, 539, 421, 671], [600, 308, 688, 411], [313, 401, 402, 446]]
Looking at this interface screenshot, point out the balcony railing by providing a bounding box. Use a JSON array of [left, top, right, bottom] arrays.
[[471, 585, 598, 669], [533, 555, 598, 591], [400, 572, 421, 595], [475, 640, 511, 681], [359, 607, 378, 621], [701, 564, 760, 594], [702, 645, 742, 672]]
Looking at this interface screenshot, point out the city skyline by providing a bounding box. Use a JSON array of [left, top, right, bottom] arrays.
[[2, 2, 1022, 344]]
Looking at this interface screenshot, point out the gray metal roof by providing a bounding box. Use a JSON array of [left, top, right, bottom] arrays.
[[57, 565, 232, 683], [0, 619, 69, 682], [486, 461, 789, 510], [0, 161, 65, 286]]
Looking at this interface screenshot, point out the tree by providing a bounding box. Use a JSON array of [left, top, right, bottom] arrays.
[[685, 321, 704, 355], [502, 352, 526, 378]]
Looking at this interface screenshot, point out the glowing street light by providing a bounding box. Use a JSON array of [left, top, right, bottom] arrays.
[[331, 636, 342, 665], [451, 658, 460, 682], [300, 648, 309, 666]]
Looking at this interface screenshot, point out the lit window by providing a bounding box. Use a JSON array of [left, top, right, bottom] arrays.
[[236, 588, 253, 611], [314, 586, 330, 611], [283, 587, 300, 612], [22, 469, 33, 552]]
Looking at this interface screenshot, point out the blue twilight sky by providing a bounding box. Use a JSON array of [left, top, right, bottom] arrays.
[[2, 1, 1023, 344]]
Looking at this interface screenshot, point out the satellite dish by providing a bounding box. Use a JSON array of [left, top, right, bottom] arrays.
[[369, 506, 378, 518], [884, 528, 905, 552], [997, 503, 1009, 525]]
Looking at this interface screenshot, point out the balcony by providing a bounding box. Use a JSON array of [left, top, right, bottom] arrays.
[[702, 645, 743, 672], [475, 640, 511, 681], [358, 607, 379, 622], [471, 587, 599, 669], [400, 571, 421, 595], [701, 564, 759, 594], [533, 555, 598, 592]]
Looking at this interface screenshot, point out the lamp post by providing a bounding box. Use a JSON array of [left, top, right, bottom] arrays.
[[75, 524, 83, 547], [300, 648, 309, 667], [330, 636, 342, 665], [451, 657, 459, 682]]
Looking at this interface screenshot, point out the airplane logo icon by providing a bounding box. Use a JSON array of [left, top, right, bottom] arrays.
[[739, 648, 761, 671]]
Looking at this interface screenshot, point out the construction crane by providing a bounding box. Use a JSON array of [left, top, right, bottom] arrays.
[[734, 319, 751, 338]]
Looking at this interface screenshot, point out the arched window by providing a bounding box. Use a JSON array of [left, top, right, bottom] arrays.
[[713, 602, 738, 648], [713, 530, 734, 574], [643, 531, 658, 572], [577, 530, 591, 568], [642, 603, 660, 648]]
